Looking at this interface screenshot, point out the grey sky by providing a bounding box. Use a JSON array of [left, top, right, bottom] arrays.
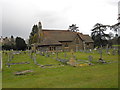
[[1, 0, 119, 39]]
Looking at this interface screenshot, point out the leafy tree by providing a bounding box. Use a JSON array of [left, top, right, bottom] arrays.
[[68, 24, 79, 32], [29, 25, 39, 44], [110, 22, 120, 34], [110, 22, 120, 45], [15, 37, 27, 50], [91, 23, 110, 47]]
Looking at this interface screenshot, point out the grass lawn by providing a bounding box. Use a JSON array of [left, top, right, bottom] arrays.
[[2, 49, 119, 88]]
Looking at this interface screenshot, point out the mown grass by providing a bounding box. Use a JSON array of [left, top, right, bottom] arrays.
[[2, 49, 119, 88]]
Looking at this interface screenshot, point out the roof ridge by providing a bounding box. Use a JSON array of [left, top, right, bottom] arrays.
[[42, 29, 68, 31]]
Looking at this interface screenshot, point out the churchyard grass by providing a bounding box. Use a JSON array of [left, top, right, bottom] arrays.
[[2, 49, 119, 88]]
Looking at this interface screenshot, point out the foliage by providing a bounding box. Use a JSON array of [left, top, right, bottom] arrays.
[[68, 24, 79, 32], [2, 35, 16, 50], [91, 23, 110, 47], [110, 22, 120, 34], [29, 25, 39, 44], [15, 37, 27, 50]]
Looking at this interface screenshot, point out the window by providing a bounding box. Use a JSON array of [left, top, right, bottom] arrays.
[[65, 43, 68, 47], [86, 43, 89, 46], [49, 46, 56, 51]]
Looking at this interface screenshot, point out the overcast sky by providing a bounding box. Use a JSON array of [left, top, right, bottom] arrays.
[[1, 0, 119, 39]]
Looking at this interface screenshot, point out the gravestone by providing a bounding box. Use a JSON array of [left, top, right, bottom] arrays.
[[8, 51, 14, 62], [98, 48, 102, 59], [32, 54, 37, 65], [46, 53, 50, 57], [56, 52, 59, 58], [68, 57, 76, 66], [15, 70, 33, 75], [88, 55, 93, 62], [29, 50, 33, 59], [98, 58, 106, 64], [89, 49, 92, 53], [118, 50, 120, 55], [0, 53, 2, 69], [64, 52, 67, 58], [73, 55, 77, 60], [112, 50, 116, 55], [68, 49, 76, 66]]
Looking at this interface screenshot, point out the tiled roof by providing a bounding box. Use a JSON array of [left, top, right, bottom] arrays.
[[42, 29, 77, 41], [39, 29, 93, 45], [78, 33, 94, 42]]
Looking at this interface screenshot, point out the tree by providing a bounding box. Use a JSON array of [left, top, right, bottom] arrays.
[[15, 37, 27, 50], [110, 22, 120, 34], [68, 24, 79, 32], [110, 22, 120, 45], [29, 25, 39, 44], [91, 23, 110, 47]]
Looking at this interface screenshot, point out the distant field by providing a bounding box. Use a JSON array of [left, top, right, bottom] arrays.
[[2, 49, 119, 88]]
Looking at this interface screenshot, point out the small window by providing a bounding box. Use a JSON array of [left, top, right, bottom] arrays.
[[49, 46, 56, 51], [65, 43, 68, 47], [86, 43, 89, 46], [49, 47, 52, 51], [53, 47, 56, 50]]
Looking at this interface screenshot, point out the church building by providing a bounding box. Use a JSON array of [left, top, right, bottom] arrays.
[[31, 22, 94, 52]]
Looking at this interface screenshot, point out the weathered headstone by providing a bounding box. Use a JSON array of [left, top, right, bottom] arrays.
[[0, 52, 2, 69], [98, 58, 106, 64], [88, 55, 93, 62], [56, 52, 58, 58], [112, 50, 116, 55], [64, 52, 67, 58], [33, 54, 37, 65], [118, 50, 120, 55], [99, 48, 103, 59]]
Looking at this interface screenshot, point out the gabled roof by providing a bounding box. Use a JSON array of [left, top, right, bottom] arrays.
[[42, 29, 77, 41], [39, 29, 93, 46], [39, 37, 62, 46], [78, 33, 94, 43]]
